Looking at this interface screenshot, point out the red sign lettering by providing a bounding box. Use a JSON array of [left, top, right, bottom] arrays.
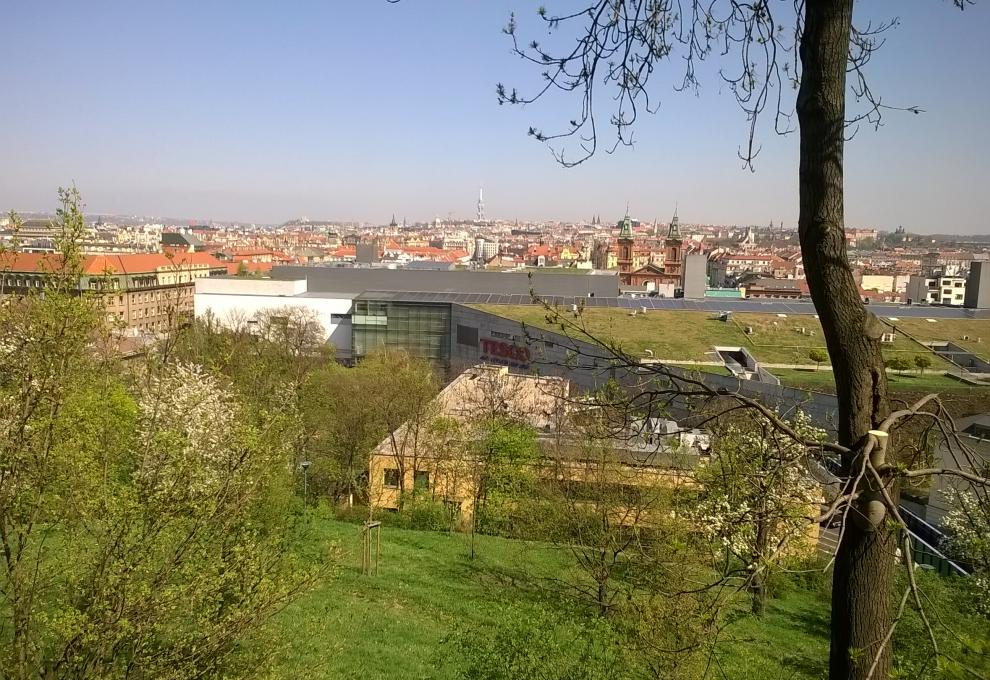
[[480, 338, 530, 365]]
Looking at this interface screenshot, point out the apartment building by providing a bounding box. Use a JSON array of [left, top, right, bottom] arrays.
[[906, 274, 967, 306], [1, 251, 226, 334]]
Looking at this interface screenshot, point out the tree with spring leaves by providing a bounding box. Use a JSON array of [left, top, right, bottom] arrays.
[[942, 489, 990, 616], [809, 348, 829, 372], [913, 354, 933, 376], [485, 2, 976, 676], [694, 410, 826, 616], [0, 189, 318, 678]]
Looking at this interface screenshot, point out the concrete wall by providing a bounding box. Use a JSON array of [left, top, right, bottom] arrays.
[[928, 427, 990, 527], [965, 261, 990, 309], [682, 254, 708, 299], [194, 278, 354, 356]]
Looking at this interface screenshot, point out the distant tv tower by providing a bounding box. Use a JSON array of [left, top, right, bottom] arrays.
[[477, 187, 486, 222]]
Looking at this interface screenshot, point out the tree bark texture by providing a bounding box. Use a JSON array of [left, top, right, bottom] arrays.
[[796, 1, 895, 678]]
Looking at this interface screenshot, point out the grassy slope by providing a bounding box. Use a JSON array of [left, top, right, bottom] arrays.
[[472, 305, 990, 382], [272, 518, 831, 679], [770, 368, 979, 393], [273, 519, 570, 680], [272, 519, 988, 679], [883, 316, 990, 359]]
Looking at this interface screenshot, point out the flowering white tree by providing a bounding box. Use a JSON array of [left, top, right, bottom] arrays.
[[694, 410, 826, 615], [138, 362, 240, 499], [942, 489, 990, 615]]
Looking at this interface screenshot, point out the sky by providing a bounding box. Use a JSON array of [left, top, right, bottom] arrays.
[[1, 1, 988, 232]]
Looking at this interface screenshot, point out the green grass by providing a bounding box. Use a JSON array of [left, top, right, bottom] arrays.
[[269, 518, 988, 679], [771, 367, 983, 394], [473, 305, 964, 369], [272, 518, 572, 679], [881, 317, 990, 359]]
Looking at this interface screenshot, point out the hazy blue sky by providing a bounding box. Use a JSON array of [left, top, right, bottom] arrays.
[[1, 1, 987, 231]]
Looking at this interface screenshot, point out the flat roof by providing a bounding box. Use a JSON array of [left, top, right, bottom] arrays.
[[349, 290, 989, 318], [272, 265, 621, 297]]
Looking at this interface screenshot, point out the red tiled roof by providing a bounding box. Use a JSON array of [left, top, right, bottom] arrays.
[[1, 251, 226, 276], [226, 261, 273, 275], [329, 246, 356, 257]]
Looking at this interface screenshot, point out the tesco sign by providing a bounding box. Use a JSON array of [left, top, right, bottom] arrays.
[[479, 338, 530, 367]]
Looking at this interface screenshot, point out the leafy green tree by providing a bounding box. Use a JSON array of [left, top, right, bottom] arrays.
[[361, 348, 441, 512], [0, 190, 318, 678], [913, 354, 933, 376], [471, 419, 539, 549], [885, 356, 912, 376], [809, 348, 829, 372], [483, 2, 973, 674]]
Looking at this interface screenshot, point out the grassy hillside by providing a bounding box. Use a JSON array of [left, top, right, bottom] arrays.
[[473, 304, 990, 373], [271, 518, 987, 679], [770, 368, 978, 393], [883, 316, 990, 359]]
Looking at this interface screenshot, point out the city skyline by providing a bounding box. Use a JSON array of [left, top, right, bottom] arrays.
[[2, 1, 988, 231]]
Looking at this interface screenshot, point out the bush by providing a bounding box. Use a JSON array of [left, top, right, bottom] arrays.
[[775, 555, 834, 602], [443, 602, 626, 680], [892, 569, 990, 679], [406, 495, 457, 532]]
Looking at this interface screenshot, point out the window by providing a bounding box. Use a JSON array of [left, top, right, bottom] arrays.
[[330, 313, 351, 323], [456, 323, 478, 347], [383, 468, 400, 489], [414, 470, 430, 492]]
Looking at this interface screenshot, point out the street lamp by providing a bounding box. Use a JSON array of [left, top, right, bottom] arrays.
[[300, 460, 312, 514]]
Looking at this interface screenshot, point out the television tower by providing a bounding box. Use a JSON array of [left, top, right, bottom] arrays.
[[477, 187, 486, 222]]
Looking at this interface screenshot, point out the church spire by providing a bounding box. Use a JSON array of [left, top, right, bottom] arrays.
[[619, 209, 633, 240], [667, 205, 680, 239]]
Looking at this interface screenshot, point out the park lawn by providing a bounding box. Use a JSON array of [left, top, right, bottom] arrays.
[[880, 316, 990, 359], [271, 518, 830, 679], [771, 367, 985, 394], [475, 305, 952, 369], [267, 518, 988, 680], [271, 518, 574, 680]]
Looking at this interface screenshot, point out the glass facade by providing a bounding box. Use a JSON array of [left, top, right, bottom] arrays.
[[352, 300, 451, 362]]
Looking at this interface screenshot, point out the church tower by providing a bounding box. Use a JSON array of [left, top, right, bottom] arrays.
[[663, 208, 683, 278], [617, 212, 634, 283]]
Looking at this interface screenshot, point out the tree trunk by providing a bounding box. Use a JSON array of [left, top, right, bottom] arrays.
[[752, 518, 769, 617], [750, 572, 766, 617], [796, 2, 895, 678]]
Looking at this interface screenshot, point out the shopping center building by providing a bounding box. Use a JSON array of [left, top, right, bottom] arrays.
[[194, 267, 621, 387]]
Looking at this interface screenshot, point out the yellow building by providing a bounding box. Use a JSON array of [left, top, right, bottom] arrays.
[[368, 365, 703, 527]]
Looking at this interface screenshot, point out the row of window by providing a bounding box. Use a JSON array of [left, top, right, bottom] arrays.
[[383, 468, 430, 491], [5, 276, 44, 288]]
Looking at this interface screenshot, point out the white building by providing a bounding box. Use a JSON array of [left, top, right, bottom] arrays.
[[194, 277, 354, 357], [906, 275, 967, 306]]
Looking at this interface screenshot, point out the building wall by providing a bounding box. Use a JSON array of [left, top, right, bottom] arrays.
[[928, 431, 990, 527], [447, 304, 841, 432], [907, 275, 966, 306], [682, 254, 708, 299], [860, 274, 895, 293], [965, 261, 990, 309], [193, 278, 353, 355]]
